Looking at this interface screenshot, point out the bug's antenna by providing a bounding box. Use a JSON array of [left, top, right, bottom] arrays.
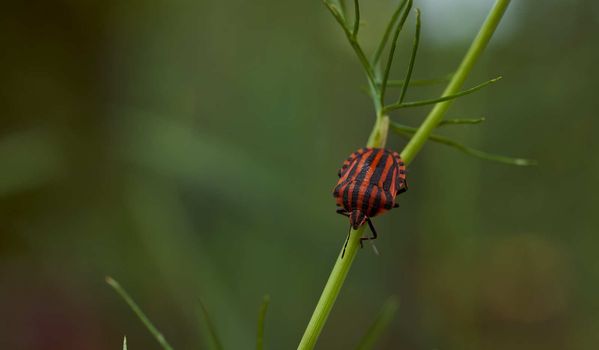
[[341, 225, 352, 259], [363, 218, 380, 255], [371, 243, 380, 255]]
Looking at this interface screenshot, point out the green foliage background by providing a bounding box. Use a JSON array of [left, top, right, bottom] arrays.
[[1, 1, 598, 349]]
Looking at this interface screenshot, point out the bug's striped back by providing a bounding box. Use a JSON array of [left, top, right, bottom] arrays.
[[333, 148, 406, 218]]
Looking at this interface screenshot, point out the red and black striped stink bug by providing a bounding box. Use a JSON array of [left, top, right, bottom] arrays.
[[333, 147, 407, 256]]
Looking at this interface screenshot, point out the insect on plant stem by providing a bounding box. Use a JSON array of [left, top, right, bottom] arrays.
[[299, 1, 513, 349]]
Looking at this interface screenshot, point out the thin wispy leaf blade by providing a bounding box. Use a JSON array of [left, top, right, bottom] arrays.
[[356, 297, 399, 350], [123, 336, 128, 350], [372, 0, 408, 65], [199, 298, 224, 350], [390, 122, 537, 166], [438, 117, 486, 127], [384, 76, 502, 112], [398, 8, 421, 104], [322, 0, 377, 87], [380, 0, 413, 103], [256, 295, 271, 350], [322, 1, 351, 32], [352, 0, 360, 37], [337, 0, 347, 18], [385, 73, 453, 87], [105, 277, 174, 350]]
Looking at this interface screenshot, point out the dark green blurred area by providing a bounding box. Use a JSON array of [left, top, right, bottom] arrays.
[[1, 0, 598, 349]]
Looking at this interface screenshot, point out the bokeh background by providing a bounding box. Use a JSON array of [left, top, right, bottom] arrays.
[[1, 0, 598, 349]]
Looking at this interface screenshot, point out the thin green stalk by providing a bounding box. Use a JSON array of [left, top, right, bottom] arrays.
[[323, 1, 377, 89], [299, 115, 388, 350], [385, 73, 452, 87], [106, 276, 174, 350], [338, 0, 347, 18], [380, 0, 413, 104], [401, 0, 512, 164], [256, 295, 270, 350], [372, 0, 407, 65], [390, 122, 536, 165], [356, 297, 399, 350], [384, 76, 501, 112], [199, 298, 224, 350], [352, 0, 360, 37], [398, 9, 421, 104], [438, 117, 485, 126], [297, 226, 366, 350]]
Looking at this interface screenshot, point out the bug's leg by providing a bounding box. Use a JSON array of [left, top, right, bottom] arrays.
[[336, 207, 349, 217], [397, 178, 408, 195], [341, 226, 351, 258], [360, 218, 378, 245]]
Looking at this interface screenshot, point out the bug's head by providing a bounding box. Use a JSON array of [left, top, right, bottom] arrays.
[[349, 209, 367, 230]]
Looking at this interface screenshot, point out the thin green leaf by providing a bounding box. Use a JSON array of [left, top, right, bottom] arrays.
[[398, 8, 421, 104], [384, 76, 502, 112], [380, 0, 413, 103], [123, 336, 128, 350], [356, 297, 399, 350], [372, 0, 408, 66], [322, 1, 350, 32], [322, 1, 377, 87], [105, 277, 174, 350], [199, 298, 224, 350], [438, 117, 486, 127], [337, 0, 347, 18], [352, 0, 360, 37], [256, 295, 271, 350], [390, 122, 537, 166], [385, 73, 453, 87]]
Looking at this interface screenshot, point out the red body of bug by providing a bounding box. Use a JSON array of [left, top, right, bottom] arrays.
[[333, 147, 407, 246]]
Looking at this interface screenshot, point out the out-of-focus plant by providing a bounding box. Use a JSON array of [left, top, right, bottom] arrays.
[[106, 277, 174, 350]]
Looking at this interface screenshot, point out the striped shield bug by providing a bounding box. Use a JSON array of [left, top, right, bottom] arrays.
[[333, 147, 407, 256]]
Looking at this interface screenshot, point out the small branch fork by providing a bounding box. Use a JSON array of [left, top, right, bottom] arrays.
[[321, 0, 501, 123]]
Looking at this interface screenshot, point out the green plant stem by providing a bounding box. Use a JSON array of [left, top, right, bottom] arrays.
[[322, 1, 377, 89], [385, 74, 452, 87], [356, 297, 399, 350], [299, 112, 388, 350], [352, 0, 360, 37], [390, 122, 536, 165], [384, 76, 501, 112], [297, 226, 366, 350], [106, 276, 174, 350], [199, 298, 224, 350], [256, 295, 270, 350], [438, 117, 485, 126], [401, 0, 511, 164], [397, 8, 421, 104]]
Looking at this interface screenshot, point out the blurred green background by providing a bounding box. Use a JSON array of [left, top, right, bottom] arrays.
[[1, 0, 598, 349]]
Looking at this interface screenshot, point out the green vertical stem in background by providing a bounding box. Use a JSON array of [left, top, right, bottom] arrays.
[[356, 297, 399, 350], [106, 277, 174, 350], [256, 295, 270, 350], [400, 0, 511, 165]]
